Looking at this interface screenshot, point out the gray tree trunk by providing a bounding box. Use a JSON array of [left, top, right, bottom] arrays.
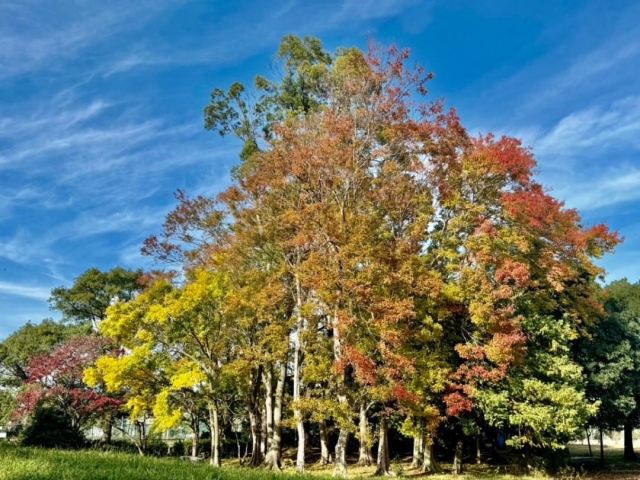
[[411, 433, 423, 468], [374, 416, 392, 476], [453, 440, 463, 475], [320, 419, 331, 465], [422, 432, 441, 473], [357, 400, 373, 466], [332, 313, 349, 478], [248, 407, 263, 466], [293, 275, 306, 473], [209, 403, 221, 467], [333, 422, 349, 478], [265, 360, 286, 469], [192, 432, 199, 458], [190, 414, 200, 458]]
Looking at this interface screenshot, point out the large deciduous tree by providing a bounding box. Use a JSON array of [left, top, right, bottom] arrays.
[[134, 34, 618, 474], [50, 267, 143, 330], [576, 280, 640, 461]]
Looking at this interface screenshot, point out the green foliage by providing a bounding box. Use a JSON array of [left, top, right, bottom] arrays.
[[19, 406, 85, 449], [0, 388, 16, 424], [576, 279, 640, 431], [0, 319, 69, 386], [476, 316, 596, 449], [49, 267, 143, 329], [204, 34, 333, 168]]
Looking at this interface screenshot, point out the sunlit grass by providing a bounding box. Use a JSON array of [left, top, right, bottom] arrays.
[[2, 443, 640, 479]]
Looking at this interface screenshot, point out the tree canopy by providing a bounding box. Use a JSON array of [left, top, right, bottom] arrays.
[[2, 35, 629, 476]]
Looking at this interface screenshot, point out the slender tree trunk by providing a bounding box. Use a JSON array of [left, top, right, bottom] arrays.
[[586, 427, 592, 457], [422, 433, 441, 473], [101, 415, 113, 444], [192, 432, 199, 458], [209, 403, 221, 467], [600, 427, 605, 465], [190, 415, 200, 458], [261, 406, 267, 456], [265, 360, 286, 469], [235, 431, 242, 463], [248, 408, 263, 466], [374, 416, 392, 476], [476, 434, 482, 464], [319, 419, 331, 465], [136, 420, 147, 456], [357, 400, 373, 466], [264, 363, 274, 465], [248, 365, 264, 467], [624, 421, 636, 460], [332, 313, 349, 478], [334, 422, 349, 478], [410, 434, 423, 469], [453, 440, 463, 474], [293, 275, 306, 473]]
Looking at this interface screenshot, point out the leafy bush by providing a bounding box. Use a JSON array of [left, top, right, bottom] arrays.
[[19, 406, 84, 449]]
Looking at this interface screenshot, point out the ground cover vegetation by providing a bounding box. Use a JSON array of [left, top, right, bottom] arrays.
[[1, 36, 639, 478]]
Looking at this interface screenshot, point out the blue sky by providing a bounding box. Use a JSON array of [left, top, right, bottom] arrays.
[[1, 0, 640, 339]]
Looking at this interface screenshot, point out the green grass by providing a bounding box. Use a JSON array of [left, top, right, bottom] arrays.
[[0, 444, 330, 480], [2, 443, 640, 480]]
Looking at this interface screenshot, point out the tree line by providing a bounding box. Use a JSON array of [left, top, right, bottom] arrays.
[[1, 36, 637, 476]]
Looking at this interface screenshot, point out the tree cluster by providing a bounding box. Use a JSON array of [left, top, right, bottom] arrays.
[[1, 36, 635, 477]]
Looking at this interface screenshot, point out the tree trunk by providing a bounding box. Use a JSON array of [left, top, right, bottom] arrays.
[[248, 365, 264, 467], [357, 400, 373, 466], [101, 415, 113, 444], [374, 416, 392, 476], [264, 363, 274, 465], [293, 275, 306, 473], [333, 424, 349, 478], [624, 421, 636, 461], [320, 419, 331, 465], [332, 313, 349, 478], [586, 427, 592, 457], [274, 359, 286, 460], [600, 427, 605, 465], [476, 434, 481, 464], [190, 415, 200, 458], [453, 440, 463, 475], [265, 360, 286, 470], [248, 407, 263, 466], [261, 406, 267, 456], [136, 420, 147, 456], [209, 403, 221, 467], [411, 435, 423, 468], [192, 432, 199, 458], [410, 421, 424, 469], [422, 433, 441, 473]]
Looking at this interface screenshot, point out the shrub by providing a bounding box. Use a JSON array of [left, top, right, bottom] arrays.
[[19, 406, 84, 449]]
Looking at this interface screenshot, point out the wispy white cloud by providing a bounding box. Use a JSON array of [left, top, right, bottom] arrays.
[[535, 96, 640, 158], [487, 96, 640, 212], [95, 0, 424, 77], [0, 280, 51, 301], [0, 1, 181, 79], [553, 168, 640, 212]]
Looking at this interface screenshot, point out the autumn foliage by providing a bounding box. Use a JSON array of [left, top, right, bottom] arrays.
[[15, 336, 121, 434], [7, 36, 622, 474]]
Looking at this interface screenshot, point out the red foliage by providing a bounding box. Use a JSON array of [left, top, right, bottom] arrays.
[[15, 336, 122, 429]]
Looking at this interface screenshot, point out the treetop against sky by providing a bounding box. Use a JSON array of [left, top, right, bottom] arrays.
[[1, 0, 640, 338]]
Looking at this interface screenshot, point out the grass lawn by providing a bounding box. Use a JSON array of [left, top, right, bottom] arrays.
[[2, 443, 640, 480]]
